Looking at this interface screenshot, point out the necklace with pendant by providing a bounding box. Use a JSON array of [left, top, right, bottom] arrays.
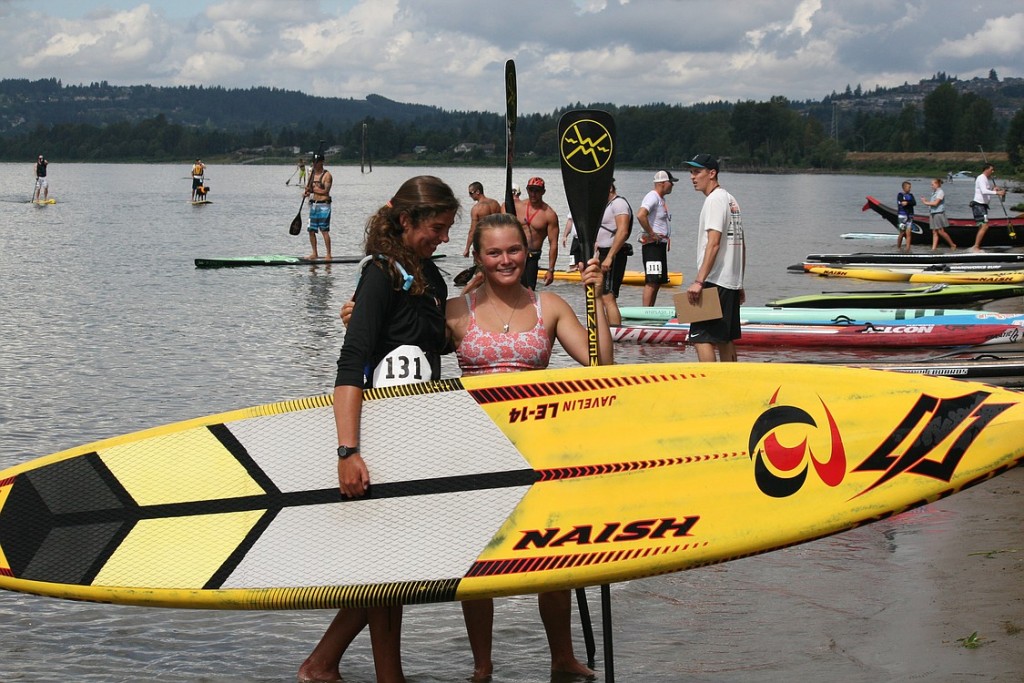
[[487, 287, 523, 333]]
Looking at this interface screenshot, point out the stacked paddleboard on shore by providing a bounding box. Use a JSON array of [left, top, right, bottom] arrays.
[[540, 269, 683, 287], [612, 321, 1020, 348], [618, 305, 1024, 327]]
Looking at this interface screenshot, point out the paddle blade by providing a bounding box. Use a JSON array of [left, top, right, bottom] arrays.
[[453, 265, 479, 287], [558, 110, 616, 259], [504, 59, 517, 215], [289, 208, 303, 235]]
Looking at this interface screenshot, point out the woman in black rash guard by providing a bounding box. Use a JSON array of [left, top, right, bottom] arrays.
[[298, 175, 459, 683]]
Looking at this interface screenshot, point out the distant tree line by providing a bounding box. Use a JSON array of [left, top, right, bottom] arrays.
[[0, 77, 1021, 173]]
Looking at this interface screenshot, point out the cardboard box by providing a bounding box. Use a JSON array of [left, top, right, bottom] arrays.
[[673, 291, 722, 323]]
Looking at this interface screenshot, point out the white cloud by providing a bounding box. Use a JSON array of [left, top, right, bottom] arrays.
[[0, 0, 1019, 112], [939, 13, 1024, 59]]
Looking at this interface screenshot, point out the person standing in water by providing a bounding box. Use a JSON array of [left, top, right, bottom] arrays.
[[298, 175, 460, 683], [33, 155, 49, 202], [303, 153, 333, 260]]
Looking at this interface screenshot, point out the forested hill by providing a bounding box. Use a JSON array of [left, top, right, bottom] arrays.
[[0, 79, 448, 133], [1, 74, 1022, 171]]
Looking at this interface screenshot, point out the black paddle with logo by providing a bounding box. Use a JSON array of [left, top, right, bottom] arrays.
[[558, 110, 616, 365], [558, 109, 617, 681]]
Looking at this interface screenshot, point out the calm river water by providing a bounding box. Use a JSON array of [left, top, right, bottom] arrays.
[[0, 162, 1021, 681]]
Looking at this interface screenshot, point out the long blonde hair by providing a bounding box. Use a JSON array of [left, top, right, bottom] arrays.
[[364, 175, 460, 295]]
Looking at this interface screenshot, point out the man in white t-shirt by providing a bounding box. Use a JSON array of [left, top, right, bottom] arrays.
[[636, 170, 677, 306], [596, 181, 633, 325], [684, 154, 746, 363], [970, 164, 1006, 251]]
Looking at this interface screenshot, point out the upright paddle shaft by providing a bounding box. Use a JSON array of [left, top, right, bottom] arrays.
[[558, 108, 617, 680]]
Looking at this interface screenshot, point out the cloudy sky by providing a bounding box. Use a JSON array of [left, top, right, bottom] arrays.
[[0, 0, 1020, 114]]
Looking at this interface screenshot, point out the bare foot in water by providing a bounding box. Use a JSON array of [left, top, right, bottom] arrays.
[[306, 254, 320, 260], [296, 664, 342, 683], [551, 658, 596, 679]]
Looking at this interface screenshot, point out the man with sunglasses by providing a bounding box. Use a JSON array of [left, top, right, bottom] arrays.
[[463, 181, 502, 257], [516, 177, 559, 289]]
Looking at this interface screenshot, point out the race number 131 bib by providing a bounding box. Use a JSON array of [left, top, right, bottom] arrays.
[[372, 344, 430, 388]]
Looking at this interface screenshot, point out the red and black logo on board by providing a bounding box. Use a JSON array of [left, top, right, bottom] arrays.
[[748, 388, 1013, 499]]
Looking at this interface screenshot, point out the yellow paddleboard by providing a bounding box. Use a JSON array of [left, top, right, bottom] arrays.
[[909, 270, 1024, 284], [1, 363, 1022, 609], [806, 265, 911, 282], [541, 269, 683, 286]]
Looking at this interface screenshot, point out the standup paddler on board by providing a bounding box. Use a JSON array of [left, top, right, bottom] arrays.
[[190, 159, 205, 201], [325, 210, 612, 681], [302, 152, 333, 260], [33, 154, 49, 203]]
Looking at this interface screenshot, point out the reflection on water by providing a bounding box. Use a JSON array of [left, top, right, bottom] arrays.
[[0, 163, 1021, 682]]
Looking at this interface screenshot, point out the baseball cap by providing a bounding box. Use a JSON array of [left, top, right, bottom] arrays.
[[526, 177, 545, 189], [684, 154, 719, 171], [653, 170, 678, 184], [313, 152, 325, 161], [511, 183, 521, 196]]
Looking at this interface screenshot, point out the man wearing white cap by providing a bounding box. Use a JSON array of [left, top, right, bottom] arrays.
[[637, 170, 677, 305], [684, 154, 746, 363]]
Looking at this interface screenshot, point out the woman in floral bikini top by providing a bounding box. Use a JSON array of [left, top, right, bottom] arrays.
[[456, 288, 552, 374], [445, 211, 611, 680], [449, 212, 612, 374]]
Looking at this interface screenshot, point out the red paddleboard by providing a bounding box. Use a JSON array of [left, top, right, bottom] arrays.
[[612, 322, 1022, 348]]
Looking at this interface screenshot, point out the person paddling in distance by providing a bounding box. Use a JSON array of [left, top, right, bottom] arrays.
[[190, 159, 205, 201], [33, 154, 49, 203], [449, 212, 608, 680], [297, 175, 459, 683], [337, 212, 610, 680], [303, 153, 333, 260]]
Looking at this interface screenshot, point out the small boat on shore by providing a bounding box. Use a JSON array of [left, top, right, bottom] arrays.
[[861, 195, 1022, 248]]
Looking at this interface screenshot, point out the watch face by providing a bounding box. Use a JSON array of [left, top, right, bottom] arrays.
[[337, 445, 358, 459]]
